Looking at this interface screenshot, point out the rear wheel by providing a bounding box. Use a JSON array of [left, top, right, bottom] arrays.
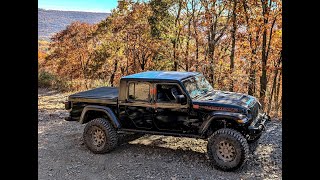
[[83, 118, 118, 154], [207, 128, 249, 171]]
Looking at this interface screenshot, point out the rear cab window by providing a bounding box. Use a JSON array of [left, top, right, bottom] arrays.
[[128, 82, 150, 102]]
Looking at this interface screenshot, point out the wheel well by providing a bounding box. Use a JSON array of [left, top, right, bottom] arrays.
[[82, 110, 109, 124], [206, 119, 239, 137]]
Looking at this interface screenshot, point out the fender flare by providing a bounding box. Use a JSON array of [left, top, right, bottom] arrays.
[[199, 111, 245, 135], [79, 105, 121, 128]]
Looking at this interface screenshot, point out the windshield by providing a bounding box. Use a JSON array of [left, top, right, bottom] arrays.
[[183, 74, 214, 99]]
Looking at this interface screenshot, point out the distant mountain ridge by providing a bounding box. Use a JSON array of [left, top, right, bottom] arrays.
[[38, 8, 110, 41]]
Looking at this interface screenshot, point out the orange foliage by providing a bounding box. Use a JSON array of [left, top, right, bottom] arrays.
[[40, 0, 282, 117]]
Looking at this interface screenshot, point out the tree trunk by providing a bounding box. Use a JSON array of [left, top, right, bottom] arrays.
[[208, 40, 215, 87], [185, 17, 191, 71], [132, 42, 137, 73], [248, 55, 256, 95], [275, 70, 282, 116], [259, 0, 269, 106], [242, 0, 257, 96], [260, 29, 267, 105], [267, 51, 281, 113], [191, 0, 199, 71], [126, 33, 129, 75], [208, 16, 217, 87], [275, 92, 282, 117], [172, 0, 182, 71], [267, 67, 278, 114], [110, 58, 118, 87], [173, 41, 178, 71], [195, 38, 199, 71], [140, 52, 148, 71], [229, 0, 237, 92]]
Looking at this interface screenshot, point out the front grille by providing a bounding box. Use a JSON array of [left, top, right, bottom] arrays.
[[250, 102, 259, 120]]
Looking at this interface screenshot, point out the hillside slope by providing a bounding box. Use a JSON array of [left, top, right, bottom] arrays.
[[38, 8, 109, 40]]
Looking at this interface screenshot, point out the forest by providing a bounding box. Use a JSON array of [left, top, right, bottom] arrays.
[[38, 0, 282, 117]]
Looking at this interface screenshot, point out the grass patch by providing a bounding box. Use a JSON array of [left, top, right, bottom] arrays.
[[38, 71, 111, 92]]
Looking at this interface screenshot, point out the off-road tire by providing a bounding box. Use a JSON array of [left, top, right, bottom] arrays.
[[207, 128, 249, 171], [83, 118, 118, 154]]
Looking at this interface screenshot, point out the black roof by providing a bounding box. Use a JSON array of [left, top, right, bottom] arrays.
[[121, 71, 200, 81]]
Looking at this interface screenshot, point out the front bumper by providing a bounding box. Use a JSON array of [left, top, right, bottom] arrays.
[[248, 112, 271, 136]]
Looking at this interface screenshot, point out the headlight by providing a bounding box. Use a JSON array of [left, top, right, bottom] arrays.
[[236, 117, 249, 124], [238, 114, 246, 119], [236, 114, 249, 123]]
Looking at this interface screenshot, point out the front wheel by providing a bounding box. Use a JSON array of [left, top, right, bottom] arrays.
[[83, 118, 118, 154], [207, 128, 249, 171]]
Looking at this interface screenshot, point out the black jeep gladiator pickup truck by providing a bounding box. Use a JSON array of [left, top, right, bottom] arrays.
[[64, 71, 270, 171]]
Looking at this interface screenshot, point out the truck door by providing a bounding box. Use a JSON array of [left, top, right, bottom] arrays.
[[119, 81, 154, 129], [153, 83, 190, 132]]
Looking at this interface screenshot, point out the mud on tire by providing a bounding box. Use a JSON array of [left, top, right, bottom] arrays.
[[207, 128, 249, 171], [83, 118, 118, 154]]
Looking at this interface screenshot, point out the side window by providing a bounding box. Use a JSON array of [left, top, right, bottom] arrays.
[[128, 82, 150, 102], [156, 84, 182, 103]]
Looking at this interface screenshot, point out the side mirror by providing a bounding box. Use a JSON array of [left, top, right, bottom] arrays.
[[176, 94, 187, 105]]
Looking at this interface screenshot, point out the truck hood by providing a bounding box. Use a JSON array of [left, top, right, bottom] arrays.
[[193, 90, 257, 109]]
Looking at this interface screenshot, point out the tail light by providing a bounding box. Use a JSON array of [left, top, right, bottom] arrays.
[[64, 101, 71, 110]]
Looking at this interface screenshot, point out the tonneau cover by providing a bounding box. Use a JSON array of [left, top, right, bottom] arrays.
[[69, 87, 119, 102]]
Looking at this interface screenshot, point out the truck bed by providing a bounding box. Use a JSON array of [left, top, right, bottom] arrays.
[[68, 87, 118, 104]]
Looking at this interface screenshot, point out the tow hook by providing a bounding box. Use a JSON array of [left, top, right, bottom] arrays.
[[266, 114, 271, 122]]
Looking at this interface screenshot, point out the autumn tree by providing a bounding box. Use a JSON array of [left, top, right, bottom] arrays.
[[46, 22, 97, 81], [229, 0, 237, 91], [201, 0, 231, 87], [259, 0, 282, 105], [41, 0, 282, 116]]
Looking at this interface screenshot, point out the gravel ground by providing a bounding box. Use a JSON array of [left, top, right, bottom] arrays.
[[38, 88, 282, 180]]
